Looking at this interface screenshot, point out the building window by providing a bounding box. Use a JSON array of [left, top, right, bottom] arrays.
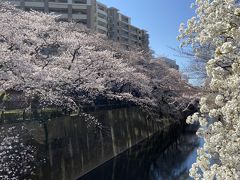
[[75, 19, 87, 24], [121, 15, 129, 23], [49, 0, 68, 3], [97, 20, 107, 28], [122, 24, 129, 30], [98, 13, 107, 20], [49, 8, 68, 14], [122, 37, 128, 42], [25, 0, 44, 1], [73, 0, 87, 4], [72, 9, 87, 14], [97, 4, 106, 11], [122, 31, 129, 37]]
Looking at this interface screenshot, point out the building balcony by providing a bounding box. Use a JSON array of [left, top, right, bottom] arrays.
[[120, 27, 130, 33], [97, 25, 108, 32], [129, 30, 139, 35], [120, 36, 129, 42], [72, 14, 87, 20], [120, 19, 130, 25], [130, 37, 139, 42], [72, 0, 89, 4], [72, 4, 88, 9], [49, 2, 68, 8], [120, 33, 129, 39], [119, 13, 131, 24], [97, 9, 107, 16], [97, 16, 107, 24], [25, 2, 45, 8]]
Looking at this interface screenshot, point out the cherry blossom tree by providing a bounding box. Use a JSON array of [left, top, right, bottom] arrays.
[[0, 2, 201, 178], [0, 2, 195, 116], [0, 3, 153, 110], [0, 125, 40, 179], [179, 0, 240, 179]]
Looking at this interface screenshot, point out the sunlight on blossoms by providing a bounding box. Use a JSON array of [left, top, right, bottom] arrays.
[[179, 0, 240, 179]]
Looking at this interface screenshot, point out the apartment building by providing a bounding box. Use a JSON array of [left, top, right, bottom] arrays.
[[107, 7, 149, 49], [8, 0, 149, 49]]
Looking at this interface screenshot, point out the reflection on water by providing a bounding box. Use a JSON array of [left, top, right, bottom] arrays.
[[0, 107, 201, 180], [79, 130, 202, 180], [149, 132, 203, 180], [0, 107, 167, 180]]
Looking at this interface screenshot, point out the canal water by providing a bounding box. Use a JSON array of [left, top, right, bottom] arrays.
[[79, 131, 203, 180], [0, 107, 202, 180]]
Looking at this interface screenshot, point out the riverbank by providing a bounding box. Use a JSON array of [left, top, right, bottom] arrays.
[[0, 106, 196, 180], [79, 129, 202, 180]]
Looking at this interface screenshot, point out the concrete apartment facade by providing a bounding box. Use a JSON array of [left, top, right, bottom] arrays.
[[107, 7, 149, 50], [8, 0, 149, 49]]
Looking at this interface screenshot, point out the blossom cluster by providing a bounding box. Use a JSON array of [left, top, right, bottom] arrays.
[[0, 3, 193, 112], [179, 0, 240, 179], [0, 126, 38, 179]]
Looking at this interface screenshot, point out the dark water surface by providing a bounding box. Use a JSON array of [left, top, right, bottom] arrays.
[[0, 107, 202, 180], [80, 132, 203, 180], [148, 132, 203, 180]]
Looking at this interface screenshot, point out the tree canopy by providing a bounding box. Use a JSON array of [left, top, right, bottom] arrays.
[[179, 0, 240, 179], [0, 3, 194, 112]]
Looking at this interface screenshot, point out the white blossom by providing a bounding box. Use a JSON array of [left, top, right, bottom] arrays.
[[179, 0, 240, 179]]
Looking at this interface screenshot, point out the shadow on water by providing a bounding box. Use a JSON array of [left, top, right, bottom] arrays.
[[79, 131, 203, 180], [0, 107, 202, 180], [148, 132, 204, 180]]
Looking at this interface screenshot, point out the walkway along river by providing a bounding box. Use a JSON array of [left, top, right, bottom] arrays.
[[0, 107, 202, 180]]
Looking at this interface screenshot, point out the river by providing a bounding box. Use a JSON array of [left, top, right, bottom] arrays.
[[0, 107, 202, 180], [80, 131, 203, 180]]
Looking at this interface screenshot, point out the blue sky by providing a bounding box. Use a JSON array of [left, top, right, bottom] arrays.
[[98, 0, 195, 69]]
